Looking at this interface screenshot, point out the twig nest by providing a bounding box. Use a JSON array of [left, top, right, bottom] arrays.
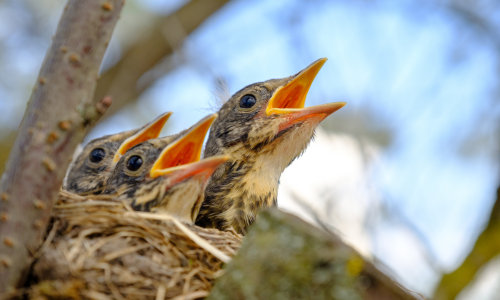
[[29, 190, 242, 299]]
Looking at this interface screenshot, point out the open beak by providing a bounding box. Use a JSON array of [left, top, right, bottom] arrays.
[[150, 114, 217, 178], [113, 112, 172, 163], [265, 58, 345, 130], [151, 155, 228, 186]]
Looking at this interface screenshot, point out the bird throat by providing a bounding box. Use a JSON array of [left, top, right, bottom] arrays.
[[197, 132, 309, 233], [197, 154, 279, 234], [197, 119, 318, 234]]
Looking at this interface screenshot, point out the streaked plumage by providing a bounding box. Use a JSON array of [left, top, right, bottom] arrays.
[[64, 112, 171, 195], [103, 114, 226, 223], [196, 58, 346, 234]]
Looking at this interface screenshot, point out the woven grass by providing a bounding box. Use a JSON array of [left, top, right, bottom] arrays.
[[28, 190, 242, 300]]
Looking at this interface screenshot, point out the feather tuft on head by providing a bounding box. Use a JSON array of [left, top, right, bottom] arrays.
[[209, 77, 231, 112]]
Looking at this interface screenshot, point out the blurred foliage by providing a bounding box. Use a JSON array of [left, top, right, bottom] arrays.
[[92, 0, 231, 119]]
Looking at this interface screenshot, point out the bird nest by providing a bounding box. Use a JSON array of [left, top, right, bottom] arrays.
[[28, 190, 242, 300]]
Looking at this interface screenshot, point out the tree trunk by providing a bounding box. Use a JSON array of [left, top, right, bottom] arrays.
[[0, 0, 123, 293]]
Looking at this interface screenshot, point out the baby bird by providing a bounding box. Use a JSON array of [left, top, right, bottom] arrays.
[[104, 114, 226, 223], [64, 112, 171, 195], [196, 58, 346, 234]]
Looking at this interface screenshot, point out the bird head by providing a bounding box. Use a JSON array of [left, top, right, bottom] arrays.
[[64, 112, 171, 195], [197, 58, 345, 233], [205, 58, 345, 169], [105, 114, 225, 223]]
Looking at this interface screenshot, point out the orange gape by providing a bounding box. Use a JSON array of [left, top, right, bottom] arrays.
[[158, 143, 196, 170], [280, 86, 304, 109], [150, 114, 217, 178], [266, 58, 326, 115], [264, 58, 345, 132]]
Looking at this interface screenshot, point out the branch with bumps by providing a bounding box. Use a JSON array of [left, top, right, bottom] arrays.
[[0, 0, 123, 294]]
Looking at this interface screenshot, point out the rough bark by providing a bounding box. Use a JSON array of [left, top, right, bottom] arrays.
[[0, 0, 123, 294], [208, 209, 419, 300], [433, 186, 500, 300], [92, 0, 231, 120]]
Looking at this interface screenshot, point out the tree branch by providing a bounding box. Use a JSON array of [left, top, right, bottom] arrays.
[[0, 0, 232, 175], [433, 186, 500, 300], [209, 209, 420, 300], [92, 0, 231, 119], [0, 0, 123, 293]]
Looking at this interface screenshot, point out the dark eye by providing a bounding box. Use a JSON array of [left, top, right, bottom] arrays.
[[239, 94, 256, 109], [89, 148, 105, 163], [127, 155, 143, 171]]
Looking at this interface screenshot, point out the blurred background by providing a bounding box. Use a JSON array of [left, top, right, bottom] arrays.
[[0, 0, 499, 298]]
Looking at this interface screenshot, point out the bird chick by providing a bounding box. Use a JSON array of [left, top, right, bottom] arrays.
[[64, 112, 171, 195], [196, 58, 346, 234], [104, 114, 226, 223]]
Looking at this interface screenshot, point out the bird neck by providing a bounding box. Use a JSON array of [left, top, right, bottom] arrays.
[[197, 148, 283, 234]]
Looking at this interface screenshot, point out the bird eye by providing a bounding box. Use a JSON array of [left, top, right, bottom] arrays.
[[89, 148, 106, 163], [239, 94, 256, 109], [127, 155, 143, 171]]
